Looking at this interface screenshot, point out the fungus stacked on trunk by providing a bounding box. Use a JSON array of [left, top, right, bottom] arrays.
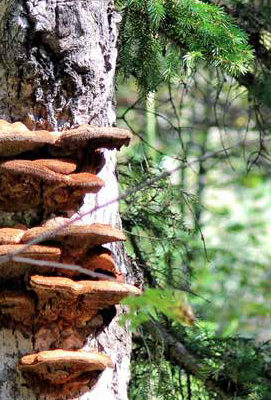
[[0, 121, 131, 215], [0, 120, 140, 398], [19, 350, 114, 398]]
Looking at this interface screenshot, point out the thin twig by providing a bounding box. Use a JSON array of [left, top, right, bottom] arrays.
[[13, 256, 116, 281]]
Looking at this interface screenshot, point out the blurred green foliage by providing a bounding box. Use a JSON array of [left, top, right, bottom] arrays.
[[114, 0, 271, 398], [121, 288, 196, 330], [116, 72, 271, 399]]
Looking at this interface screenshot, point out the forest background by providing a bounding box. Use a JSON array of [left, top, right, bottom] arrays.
[[115, 0, 271, 399]]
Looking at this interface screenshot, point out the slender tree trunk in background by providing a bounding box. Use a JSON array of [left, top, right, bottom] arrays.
[[0, 1, 132, 399], [146, 92, 157, 160]]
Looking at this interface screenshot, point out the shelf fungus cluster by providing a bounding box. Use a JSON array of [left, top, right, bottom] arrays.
[[0, 120, 141, 398], [0, 120, 131, 214]]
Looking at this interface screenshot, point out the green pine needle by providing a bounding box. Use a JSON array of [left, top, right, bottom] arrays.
[[116, 0, 254, 93]]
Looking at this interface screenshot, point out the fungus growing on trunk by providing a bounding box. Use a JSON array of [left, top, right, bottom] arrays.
[[0, 222, 126, 280], [0, 227, 26, 244], [54, 124, 132, 154], [22, 222, 126, 250], [20, 221, 126, 277], [0, 117, 136, 397], [0, 244, 61, 280], [81, 247, 124, 282], [0, 119, 55, 157], [19, 349, 113, 398], [0, 159, 104, 212], [0, 120, 131, 157], [31, 159, 78, 175], [30, 275, 141, 326], [0, 159, 104, 188], [59, 246, 123, 280]]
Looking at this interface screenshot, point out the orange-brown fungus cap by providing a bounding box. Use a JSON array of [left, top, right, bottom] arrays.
[[0, 291, 35, 326], [0, 159, 104, 190], [29, 275, 141, 326], [0, 244, 61, 259], [0, 120, 131, 158], [22, 223, 126, 250], [19, 349, 113, 374], [31, 159, 77, 175], [19, 350, 112, 398], [31, 275, 141, 308], [84, 247, 115, 272], [0, 227, 26, 244], [82, 247, 124, 282], [0, 119, 55, 157], [56, 124, 132, 152]]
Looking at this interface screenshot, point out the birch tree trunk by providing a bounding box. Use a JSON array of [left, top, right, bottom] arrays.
[[0, 1, 132, 399]]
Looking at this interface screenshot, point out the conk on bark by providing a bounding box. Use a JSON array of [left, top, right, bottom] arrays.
[[0, 1, 138, 400]]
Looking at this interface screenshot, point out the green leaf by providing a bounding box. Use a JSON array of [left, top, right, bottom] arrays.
[[121, 288, 196, 330]]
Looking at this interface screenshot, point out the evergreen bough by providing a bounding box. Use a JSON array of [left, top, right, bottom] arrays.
[[116, 0, 254, 92]]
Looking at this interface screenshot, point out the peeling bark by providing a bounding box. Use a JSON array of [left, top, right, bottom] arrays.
[[0, 1, 132, 399]]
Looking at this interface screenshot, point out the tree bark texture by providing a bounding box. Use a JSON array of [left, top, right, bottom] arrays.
[[0, 1, 132, 399]]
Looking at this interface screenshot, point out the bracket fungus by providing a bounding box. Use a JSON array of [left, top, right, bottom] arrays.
[[58, 246, 123, 281], [30, 275, 141, 326], [54, 124, 132, 153], [30, 159, 78, 175], [0, 119, 55, 157], [0, 120, 137, 397], [0, 222, 126, 280], [81, 247, 124, 282], [0, 159, 104, 212], [0, 244, 61, 280], [19, 350, 113, 398], [22, 222, 126, 250], [0, 120, 131, 158], [0, 227, 26, 244], [0, 159, 104, 188]]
